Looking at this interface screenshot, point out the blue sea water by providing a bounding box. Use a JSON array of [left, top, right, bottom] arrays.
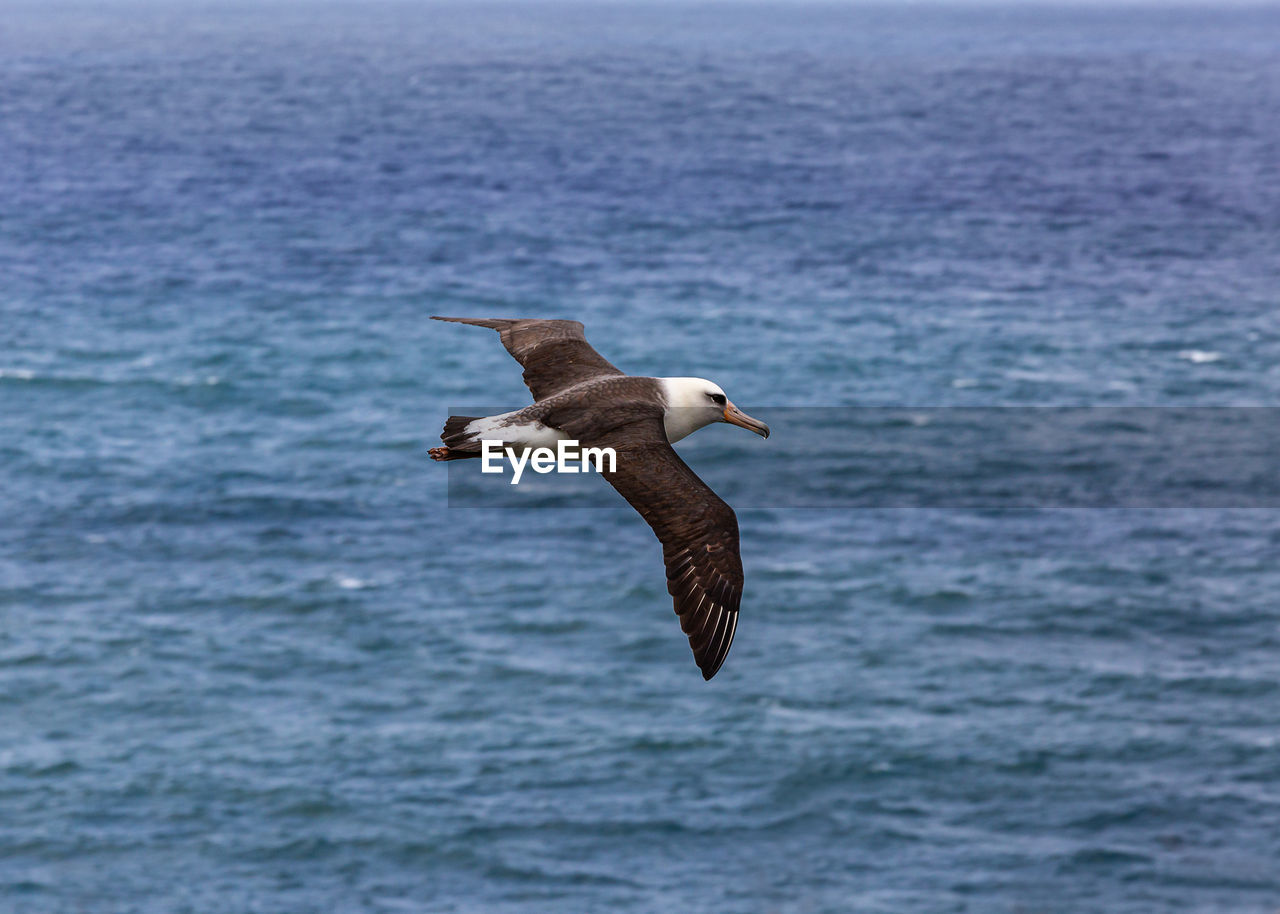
[[4, 2, 1280, 911]]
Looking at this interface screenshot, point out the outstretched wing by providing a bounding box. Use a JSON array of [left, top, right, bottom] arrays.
[[432, 317, 625, 401], [597, 418, 744, 680]]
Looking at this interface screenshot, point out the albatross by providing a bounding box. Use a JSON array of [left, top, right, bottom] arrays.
[[429, 317, 770, 680]]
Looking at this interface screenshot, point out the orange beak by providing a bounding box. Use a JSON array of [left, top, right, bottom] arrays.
[[722, 402, 770, 438]]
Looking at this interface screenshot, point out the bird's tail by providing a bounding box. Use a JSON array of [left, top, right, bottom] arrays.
[[433, 415, 484, 460]]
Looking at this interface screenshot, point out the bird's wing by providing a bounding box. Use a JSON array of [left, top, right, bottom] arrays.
[[432, 317, 625, 401], [595, 417, 744, 680]]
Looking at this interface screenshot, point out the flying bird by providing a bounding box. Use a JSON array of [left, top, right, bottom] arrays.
[[429, 317, 770, 680]]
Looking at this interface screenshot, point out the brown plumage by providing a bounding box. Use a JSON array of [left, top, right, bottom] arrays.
[[430, 317, 768, 680], [432, 316, 625, 401]]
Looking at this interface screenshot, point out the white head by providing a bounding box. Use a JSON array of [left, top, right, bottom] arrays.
[[657, 377, 771, 444]]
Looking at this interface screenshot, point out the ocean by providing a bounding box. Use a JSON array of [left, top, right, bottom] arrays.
[[3, 3, 1280, 911]]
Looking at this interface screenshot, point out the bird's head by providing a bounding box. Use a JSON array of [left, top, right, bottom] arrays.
[[658, 377, 770, 444]]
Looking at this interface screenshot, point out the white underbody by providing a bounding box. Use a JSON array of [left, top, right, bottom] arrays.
[[463, 412, 568, 452]]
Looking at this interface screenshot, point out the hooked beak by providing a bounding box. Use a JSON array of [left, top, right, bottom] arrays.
[[722, 402, 770, 438]]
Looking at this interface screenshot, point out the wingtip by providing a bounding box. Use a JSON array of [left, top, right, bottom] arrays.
[[699, 653, 725, 680], [698, 649, 727, 681], [430, 316, 510, 330], [696, 610, 738, 681]]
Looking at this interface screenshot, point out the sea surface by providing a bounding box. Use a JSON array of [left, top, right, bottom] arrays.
[[3, 3, 1280, 912]]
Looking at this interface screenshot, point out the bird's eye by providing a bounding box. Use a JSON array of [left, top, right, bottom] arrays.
[[709, 393, 726, 405]]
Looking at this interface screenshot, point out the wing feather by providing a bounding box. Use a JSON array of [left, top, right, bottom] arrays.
[[431, 317, 625, 401], [595, 418, 745, 680]]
